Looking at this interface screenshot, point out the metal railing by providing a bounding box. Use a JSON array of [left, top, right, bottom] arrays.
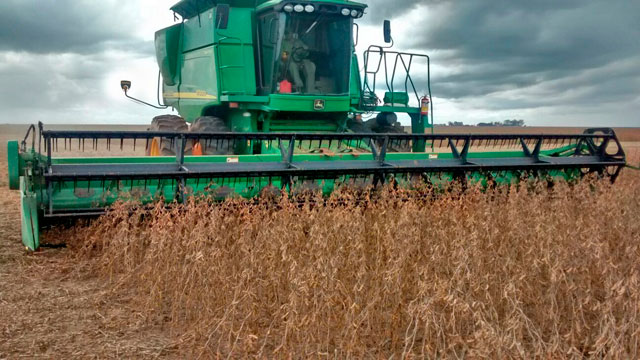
[[362, 46, 432, 111]]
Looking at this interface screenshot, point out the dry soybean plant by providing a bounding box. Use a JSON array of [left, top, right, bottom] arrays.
[[63, 169, 640, 358]]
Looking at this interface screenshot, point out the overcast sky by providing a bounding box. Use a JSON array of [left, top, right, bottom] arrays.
[[0, 0, 638, 126]]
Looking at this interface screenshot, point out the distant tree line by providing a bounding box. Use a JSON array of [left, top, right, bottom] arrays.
[[444, 120, 526, 127], [477, 119, 526, 127]]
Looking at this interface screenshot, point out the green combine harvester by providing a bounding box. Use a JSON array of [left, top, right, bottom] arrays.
[[6, 0, 627, 251]]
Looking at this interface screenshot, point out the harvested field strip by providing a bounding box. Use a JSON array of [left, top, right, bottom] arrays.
[[61, 171, 640, 358]]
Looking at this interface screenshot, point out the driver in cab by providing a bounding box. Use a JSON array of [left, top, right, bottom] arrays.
[[281, 32, 316, 93]]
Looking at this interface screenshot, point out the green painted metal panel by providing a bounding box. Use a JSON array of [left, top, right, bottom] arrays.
[[172, 0, 263, 18], [374, 105, 421, 114], [268, 120, 341, 132], [37, 162, 582, 222], [221, 95, 269, 103], [168, 46, 220, 122], [172, 0, 216, 18], [176, 99, 220, 123], [215, 7, 257, 96], [155, 23, 183, 86], [7, 141, 20, 190], [384, 92, 410, 106], [20, 177, 39, 251], [182, 7, 215, 51], [229, 109, 255, 131], [349, 54, 362, 106], [268, 94, 350, 112], [164, 6, 257, 120], [38, 152, 585, 215], [410, 114, 426, 152], [47, 151, 523, 166], [43, 149, 584, 212], [181, 47, 218, 96]]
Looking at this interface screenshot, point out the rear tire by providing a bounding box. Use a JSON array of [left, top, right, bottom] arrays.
[[190, 116, 229, 132], [348, 113, 411, 152], [147, 115, 188, 156], [189, 116, 233, 155], [347, 118, 373, 133]]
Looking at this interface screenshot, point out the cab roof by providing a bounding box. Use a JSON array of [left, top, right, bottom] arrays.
[[171, 0, 366, 19]]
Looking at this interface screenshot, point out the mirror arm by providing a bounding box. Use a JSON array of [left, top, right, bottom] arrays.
[[120, 73, 169, 110], [124, 90, 169, 110], [156, 70, 169, 109]]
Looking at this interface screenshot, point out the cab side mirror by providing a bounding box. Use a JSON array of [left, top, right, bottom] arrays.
[[383, 20, 392, 43], [120, 80, 132, 92]]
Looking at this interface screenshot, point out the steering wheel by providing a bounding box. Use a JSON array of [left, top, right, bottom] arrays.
[[291, 47, 309, 62]]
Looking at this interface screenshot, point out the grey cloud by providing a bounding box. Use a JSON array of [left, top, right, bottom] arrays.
[[418, 1, 640, 60], [0, 0, 170, 125], [0, 0, 149, 55], [442, 57, 640, 113], [0, 53, 112, 111], [0, 0, 638, 126], [360, 0, 430, 23], [0, 51, 167, 124], [359, 0, 640, 126], [411, 1, 639, 94]]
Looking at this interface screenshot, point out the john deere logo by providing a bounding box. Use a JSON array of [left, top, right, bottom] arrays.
[[314, 99, 325, 111]]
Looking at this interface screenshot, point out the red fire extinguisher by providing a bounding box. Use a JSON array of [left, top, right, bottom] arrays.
[[420, 96, 430, 116]]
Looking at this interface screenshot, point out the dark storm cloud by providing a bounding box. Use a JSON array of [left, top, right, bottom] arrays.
[[0, 0, 165, 125], [0, 53, 110, 110], [358, 0, 640, 125], [365, 0, 640, 99], [0, 0, 637, 125], [415, 1, 639, 64], [360, 0, 584, 23], [0, 0, 150, 55], [360, 0, 429, 23]]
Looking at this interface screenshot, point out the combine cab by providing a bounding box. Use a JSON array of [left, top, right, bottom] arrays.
[[6, 0, 627, 250]]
